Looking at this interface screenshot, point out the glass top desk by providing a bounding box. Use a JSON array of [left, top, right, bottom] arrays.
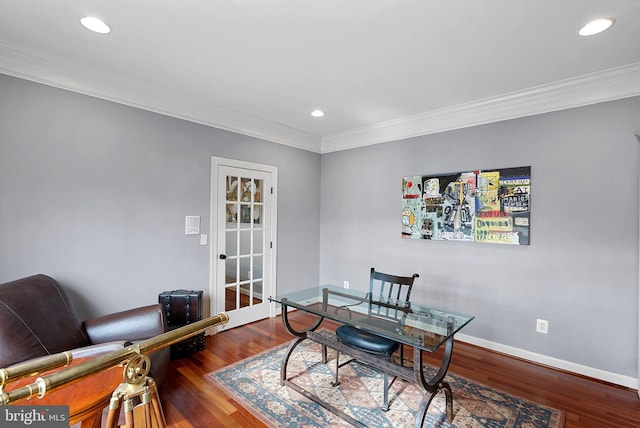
[[270, 285, 474, 428]]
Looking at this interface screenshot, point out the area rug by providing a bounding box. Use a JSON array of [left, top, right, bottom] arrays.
[[208, 335, 564, 427]]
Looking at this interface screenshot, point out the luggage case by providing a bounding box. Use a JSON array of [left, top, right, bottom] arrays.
[[158, 289, 205, 358]]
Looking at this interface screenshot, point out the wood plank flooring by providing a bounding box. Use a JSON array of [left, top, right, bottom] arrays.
[[159, 311, 640, 427]]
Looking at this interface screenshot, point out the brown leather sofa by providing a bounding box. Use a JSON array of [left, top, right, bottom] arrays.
[[0, 274, 169, 388]]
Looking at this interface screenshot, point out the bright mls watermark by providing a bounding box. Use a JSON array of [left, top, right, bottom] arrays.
[[1, 406, 68, 427]]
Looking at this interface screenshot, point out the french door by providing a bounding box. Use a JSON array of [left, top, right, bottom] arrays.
[[210, 157, 277, 331]]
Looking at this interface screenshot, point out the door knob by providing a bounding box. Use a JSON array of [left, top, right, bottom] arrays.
[[219, 254, 227, 260]]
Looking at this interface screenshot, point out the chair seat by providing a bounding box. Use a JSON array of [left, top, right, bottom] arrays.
[[336, 325, 399, 356]]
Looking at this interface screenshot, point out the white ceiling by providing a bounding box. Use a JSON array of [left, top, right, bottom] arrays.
[[1, 0, 639, 153]]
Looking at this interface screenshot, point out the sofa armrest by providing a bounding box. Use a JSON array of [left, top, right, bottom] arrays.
[[83, 303, 166, 345]]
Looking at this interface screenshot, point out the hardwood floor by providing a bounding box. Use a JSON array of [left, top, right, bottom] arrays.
[[159, 311, 640, 427]]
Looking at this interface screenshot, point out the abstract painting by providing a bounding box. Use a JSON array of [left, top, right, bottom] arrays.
[[402, 166, 530, 245]]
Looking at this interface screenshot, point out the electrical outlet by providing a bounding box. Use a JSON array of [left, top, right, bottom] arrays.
[[536, 319, 549, 334], [343, 280, 349, 289]]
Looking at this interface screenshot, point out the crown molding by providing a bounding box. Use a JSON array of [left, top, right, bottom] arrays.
[[2, 40, 639, 155], [0, 41, 322, 153], [321, 62, 640, 153]]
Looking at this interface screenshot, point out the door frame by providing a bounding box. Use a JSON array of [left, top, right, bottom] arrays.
[[209, 156, 278, 332]]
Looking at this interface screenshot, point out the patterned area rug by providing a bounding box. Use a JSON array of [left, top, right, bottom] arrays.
[[209, 335, 564, 427]]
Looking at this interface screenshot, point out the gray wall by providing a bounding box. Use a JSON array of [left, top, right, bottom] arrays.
[[319, 96, 640, 378], [0, 74, 321, 320], [2, 72, 639, 381]]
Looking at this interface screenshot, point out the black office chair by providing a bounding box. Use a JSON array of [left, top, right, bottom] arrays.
[[334, 267, 419, 411]]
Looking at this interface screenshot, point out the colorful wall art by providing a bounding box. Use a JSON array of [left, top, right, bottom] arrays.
[[401, 166, 530, 245]]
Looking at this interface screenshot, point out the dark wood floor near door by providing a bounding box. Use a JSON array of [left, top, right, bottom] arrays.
[[160, 311, 640, 428]]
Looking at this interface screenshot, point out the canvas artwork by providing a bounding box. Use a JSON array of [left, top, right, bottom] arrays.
[[401, 166, 530, 245]]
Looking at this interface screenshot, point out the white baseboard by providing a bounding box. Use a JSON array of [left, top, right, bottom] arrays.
[[456, 333, 638, 390]]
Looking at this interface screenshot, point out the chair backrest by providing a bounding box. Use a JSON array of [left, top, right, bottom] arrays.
[[368, 267, 419, 321]]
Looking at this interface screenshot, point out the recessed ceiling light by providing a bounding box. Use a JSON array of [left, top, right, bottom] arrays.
[[578, 18, 615, 36], [310, 110, 325, 118], [80, 16, 111, 34]]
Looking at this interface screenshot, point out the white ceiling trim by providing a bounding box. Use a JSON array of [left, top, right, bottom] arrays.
[[2, 40, 640, 155], [321, 62, 640, 153]]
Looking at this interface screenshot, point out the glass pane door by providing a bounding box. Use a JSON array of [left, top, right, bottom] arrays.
[[213, 159, 275, 331], [224, 174, 265, 311]]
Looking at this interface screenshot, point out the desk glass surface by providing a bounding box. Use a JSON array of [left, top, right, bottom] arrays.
[[271, 285, 474, 352]]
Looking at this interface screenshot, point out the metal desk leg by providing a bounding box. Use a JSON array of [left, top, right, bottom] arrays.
[[413, 336, 454, 428], [279, 299, 324, 386]]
